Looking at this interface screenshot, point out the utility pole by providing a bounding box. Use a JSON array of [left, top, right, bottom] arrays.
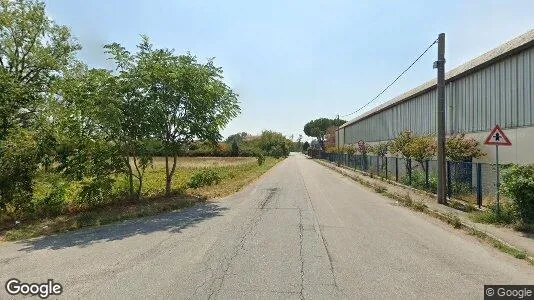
[[336, 114, 340, 151], [435, 33, 447, 205]]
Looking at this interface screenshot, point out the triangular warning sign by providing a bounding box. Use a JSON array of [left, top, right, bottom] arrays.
[[484, 124, 512, 146]]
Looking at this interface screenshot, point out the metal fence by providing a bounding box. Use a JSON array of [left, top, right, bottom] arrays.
[[322, 152, 499, 207]]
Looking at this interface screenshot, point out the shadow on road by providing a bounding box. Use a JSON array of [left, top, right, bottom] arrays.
[[16, 202, 227, 252]]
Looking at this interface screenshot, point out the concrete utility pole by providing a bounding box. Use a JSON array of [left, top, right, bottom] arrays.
[[336, 114, 340, 150], [435, 33, 447, 204]]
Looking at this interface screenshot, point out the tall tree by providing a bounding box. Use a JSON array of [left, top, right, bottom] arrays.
[[104, 38, 160, 199], [107, 37, 240, 196], [303, 118, 346, 149], [0, 0, 80, 138]]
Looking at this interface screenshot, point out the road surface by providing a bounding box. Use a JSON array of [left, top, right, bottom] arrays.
[[1, 154, 533, 299]]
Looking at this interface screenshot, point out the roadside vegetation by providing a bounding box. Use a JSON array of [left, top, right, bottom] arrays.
[[315, 123, 534, 233], [0, 0, 292, 240], [469, 164, 534, 233], [2, 157, 281, 241]]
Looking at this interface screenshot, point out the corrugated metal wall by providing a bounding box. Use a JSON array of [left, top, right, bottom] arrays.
[[341, 46, 534, 145]]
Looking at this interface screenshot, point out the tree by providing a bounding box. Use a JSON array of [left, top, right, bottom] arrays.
[[49, 66, 124, 204], [390, 131, 413, 158], [226, 132, 248, 144], [248, 130, 292, 158], [369, 142, 389, 171], [0, 0, 79, 215], [107, 37, 240, 196], [231, 139, 239, 156], [406, 135, 436, 172], [324, 126, 338, 149], [303, 118, 346, 149], [302, 141, 310, 152], [104, 39, 160, 199], [0, 0, 80, 139], [446, 133, 485, 162]]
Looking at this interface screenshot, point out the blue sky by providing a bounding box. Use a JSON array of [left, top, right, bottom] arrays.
[[44, 0, 533, 141]]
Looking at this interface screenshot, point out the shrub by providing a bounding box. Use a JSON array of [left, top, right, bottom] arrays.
[[402, 170, 439, 192], [32, 173, 69, 218], [390, 131, 412, 158], [77, 177, 115, 208], [368, 142, 389, 157], [446, 133, 486, 162], [231, 140, 239, 156], [470, 202, 517, 224], [501, 164, 534, 224], [0, 128, 39, 219], [256, 153, 265, 166], [187, 170, 221, 189]]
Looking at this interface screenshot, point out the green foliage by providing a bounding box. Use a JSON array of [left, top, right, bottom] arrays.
[[226, 132, 248, 144], [470, 202, 518, 225], [501, 164, 534, 224], [256, 153, 265, 166], [0, 0, 80, 136], [406, 135, 436, 163], [401, 170, 438, 192], [368, 142, 389, 157], [390, 131, 413, 158], [0, 128, 39, 218], [303, 118, 346, 149], [357, 141, 368, 155], [302, 141, 310, 152], [244, 130, 291, 158], [105, 37, 240, 196], [446, 133, 486, 162], [187, 170, 221, 189], [231, 140, 239, 156]]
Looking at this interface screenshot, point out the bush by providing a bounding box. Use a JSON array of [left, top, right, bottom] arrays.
[[231, 140, 239, 156], [401, 170, 437, 192], [470, 202, 517, 224], [256, 153, 265, 166], [0, 128, 39, 219], [187, 170, 221, 189], [501, 164, 534, 224], [32, 173, 69, 218]]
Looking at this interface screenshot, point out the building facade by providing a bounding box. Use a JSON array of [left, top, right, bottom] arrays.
[[336, 29, 534, 164]]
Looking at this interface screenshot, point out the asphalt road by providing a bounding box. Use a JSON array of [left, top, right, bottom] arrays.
[[1, 153, 534, 299]]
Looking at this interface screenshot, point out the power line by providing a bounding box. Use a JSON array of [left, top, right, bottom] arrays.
[[338, 38, 438, 119]]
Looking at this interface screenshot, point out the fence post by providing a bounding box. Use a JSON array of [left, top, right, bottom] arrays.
[[408, 159, 412, 185], [395, 157, 399, 182], [376, 156, 379, 175], [384, 156, 388, 179], [476, 163, 482, 208], [447, 161, 452, 198], [425, 160, 430, 190]]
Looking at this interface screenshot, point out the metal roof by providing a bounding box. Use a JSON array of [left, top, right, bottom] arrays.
[[339, 29, 534, 129]]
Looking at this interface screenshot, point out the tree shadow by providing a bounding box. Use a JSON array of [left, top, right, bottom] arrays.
[[16, 202, 227, 252]]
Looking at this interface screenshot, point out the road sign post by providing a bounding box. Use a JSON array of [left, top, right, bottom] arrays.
[[484, 124, 512, 214]]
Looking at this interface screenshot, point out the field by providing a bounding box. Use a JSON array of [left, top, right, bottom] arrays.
[[141, 156, 275, 198], [1, 156, 282, 241]]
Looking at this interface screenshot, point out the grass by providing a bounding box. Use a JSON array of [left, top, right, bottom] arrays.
[[1, 156, 282, 241], [3, 196, 198, 241]]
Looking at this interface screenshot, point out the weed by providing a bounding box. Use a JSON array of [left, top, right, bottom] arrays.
[[374, 185, 387, 194], [187, 170, 221, 189], [469, 202, 517, 225], [412, 201, 427, 212]]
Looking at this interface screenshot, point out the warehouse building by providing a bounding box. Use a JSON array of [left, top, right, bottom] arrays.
[[336, 29, 534, 164]]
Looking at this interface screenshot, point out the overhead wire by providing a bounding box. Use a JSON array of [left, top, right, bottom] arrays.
[[337, 38, 439, 120]]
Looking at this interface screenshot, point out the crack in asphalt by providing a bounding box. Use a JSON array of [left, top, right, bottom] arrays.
[[206, 206, 268, 299], [297, 164, 345, 297], [259, 188, 279, 209], [298, 208, 305, 300]]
